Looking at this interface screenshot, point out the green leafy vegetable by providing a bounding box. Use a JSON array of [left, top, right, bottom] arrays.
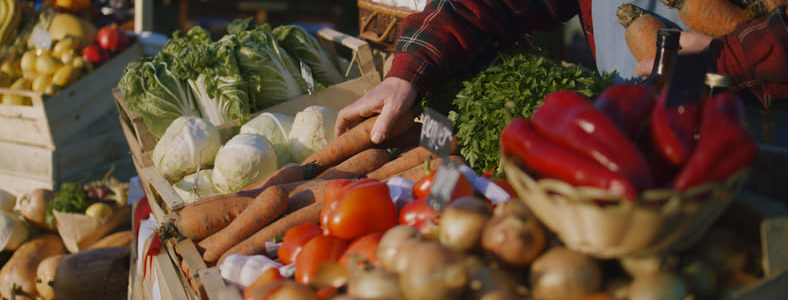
[[272, 25, 344, 86], [430, 49, 614, 173], [119, 57, 201, 139], [233, 26, 307, 111], [45, 182, 91, 227]]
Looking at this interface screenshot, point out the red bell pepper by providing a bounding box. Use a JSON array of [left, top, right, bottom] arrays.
[[650, 86, 701, 166], [672, 93, 757, 190], [531, 90, 653, 190], [501, 118, 640, 201], [594, 83, 656, 137]]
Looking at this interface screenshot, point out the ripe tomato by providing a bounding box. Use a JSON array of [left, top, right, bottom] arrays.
[[81, 45, 109, 66], [412, 169, 474, 201], [398, 199, 439, 236], [277, 223, 322, 265], [294, 235, 347, 285], [338, 232, 383, 268], [321, 179, 397, 241]]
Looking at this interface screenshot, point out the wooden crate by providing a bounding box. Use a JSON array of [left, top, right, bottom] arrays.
[[358, 0, 417, 52], [0, 43, 143, 196], [123, 28, 380, 299]]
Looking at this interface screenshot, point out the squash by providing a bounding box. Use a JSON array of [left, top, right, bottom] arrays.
[[87, 230, 133, 249], [53, 247, 131, 300], [0, 234, 66, 299], [0, 211, 29, 251], [35, 254, 66, 300], [48, 13, 96, 48], [54, 0, 92, 13]]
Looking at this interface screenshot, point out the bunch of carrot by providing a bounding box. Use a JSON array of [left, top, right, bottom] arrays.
[[159, 113, 464, 264]]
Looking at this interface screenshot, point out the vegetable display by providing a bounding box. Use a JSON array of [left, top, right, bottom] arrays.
[[119, 20, 337, 139]]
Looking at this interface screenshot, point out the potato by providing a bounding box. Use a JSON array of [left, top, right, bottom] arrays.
[[20, 50, 36, 73], [32, 73, 52, 93], [52, 65, 76, 87], [0, 234, 66, 299], [35, 53, 59, 76]]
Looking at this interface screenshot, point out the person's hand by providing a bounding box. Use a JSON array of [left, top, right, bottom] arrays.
[[635, 31, 714, 77], [335, 77, 418, 144]]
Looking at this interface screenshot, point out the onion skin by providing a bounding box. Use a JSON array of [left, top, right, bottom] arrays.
[[438, 196, 492, 252], [530, 247, 602, 300], [628, 272, 687, 300], [15, 189, 54, 230], [398, 241, 467, 300], [377, 225, 421, 272], [347, 268, 403, 300], [468, 266, 523, 300], [481, 204, 546, 267]]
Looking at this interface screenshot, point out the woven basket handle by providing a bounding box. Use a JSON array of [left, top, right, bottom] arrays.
[[360, 11, 399, 43]]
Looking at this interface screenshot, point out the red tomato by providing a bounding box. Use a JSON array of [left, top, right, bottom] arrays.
[[412, 170, 474, 201], [338, 232, 383, 268], [294, 235, 347, 285], [321, 179, 397, 241], [398, 199, 439, 236], [277, 223, 321, 265], [97, 24, 129, 51]]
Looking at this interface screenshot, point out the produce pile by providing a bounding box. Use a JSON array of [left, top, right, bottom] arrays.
[[0, 174, 132, 300], [118, 18, 344, 138], [0, 4, 132, 102], [154, 72, 762, 299], [423, 49, 614, 172]]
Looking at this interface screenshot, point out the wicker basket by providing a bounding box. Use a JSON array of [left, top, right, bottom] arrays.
[[502, 155, 745, 258], [358, 0, 417, 51]]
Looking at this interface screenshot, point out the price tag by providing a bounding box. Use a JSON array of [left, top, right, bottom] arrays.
[[419, 107, 454, 158], [426, 160, 461, 211]]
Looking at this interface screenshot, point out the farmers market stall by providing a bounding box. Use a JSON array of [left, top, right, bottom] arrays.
[[108, 13, 788, 300]]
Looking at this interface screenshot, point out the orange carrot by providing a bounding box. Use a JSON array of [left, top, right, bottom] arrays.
[[617, 3, 668, 62], [387, 155, 466, 182], [663, 0, 751, 37], [367, 146, 434, 180], [316, 148, 393, 180], [174, 193, 258, 241], [302, 112, 415, 170], [198, 187, 289, 262], [241, 163, 321, 191], [218, 202, 323, 264], [378, 123, 422, 149], [286, 180, 336, 214]]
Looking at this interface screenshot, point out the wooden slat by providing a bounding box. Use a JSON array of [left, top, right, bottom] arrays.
[[199, 267, 242, 300], [154, 249, 192, 300], [0, 89, 51, 147], [141, 165, 186, 211], [761, 217, 788, 277], [113, 88, 158, 153], [729, 271, 788, 300], [0, 140, 54, 181], [0, 171, 53, 197], [163, 241, 201, 300]]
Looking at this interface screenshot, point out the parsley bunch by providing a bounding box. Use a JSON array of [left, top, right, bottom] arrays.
[[426, 50, 614, 172]]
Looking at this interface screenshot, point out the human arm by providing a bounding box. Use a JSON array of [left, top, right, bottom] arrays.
[[336, 0, 579, 142], [636, 6, 788, 107]]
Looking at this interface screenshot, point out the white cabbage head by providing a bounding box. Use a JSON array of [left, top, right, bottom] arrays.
[[240, 112, 294, 166], [153, 116, 222, 182], [288, 105, 337, 163], [173, 169, 220, 204], [213, 134, 278, 193]]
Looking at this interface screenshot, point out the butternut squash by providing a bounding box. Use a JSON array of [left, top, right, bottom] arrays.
[[0, 234, 66, 299]]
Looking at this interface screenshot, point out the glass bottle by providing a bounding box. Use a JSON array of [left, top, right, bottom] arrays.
[[640, 29, 681, 91]]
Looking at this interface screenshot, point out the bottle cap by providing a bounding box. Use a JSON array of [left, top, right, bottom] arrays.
[[656, 28, 680, 49]]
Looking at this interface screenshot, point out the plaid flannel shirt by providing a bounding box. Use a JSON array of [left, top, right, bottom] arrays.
[[387, 1, 787, 106]]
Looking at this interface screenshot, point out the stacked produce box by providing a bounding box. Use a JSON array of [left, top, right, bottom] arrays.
[[0, 4, 141, 196]]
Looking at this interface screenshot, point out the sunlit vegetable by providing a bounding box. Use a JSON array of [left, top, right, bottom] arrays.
[[288, 105, 337, 163], [213, 134, 278, 193], [530, 247, 602, 300], [152, 116, 221, 182], [438, 196, 491, 252], [241, 112, 294, 166]]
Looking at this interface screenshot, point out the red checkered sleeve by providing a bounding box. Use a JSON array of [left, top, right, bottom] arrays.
[[713, 6, 788, 107], [386, 0, 579, 95]]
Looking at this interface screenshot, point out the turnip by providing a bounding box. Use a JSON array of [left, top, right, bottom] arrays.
[[15, 189, 54, 231], [438, 196, 492, 252]]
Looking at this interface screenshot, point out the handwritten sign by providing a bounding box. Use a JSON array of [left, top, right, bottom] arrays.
[[420, 107, 454, 158]]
